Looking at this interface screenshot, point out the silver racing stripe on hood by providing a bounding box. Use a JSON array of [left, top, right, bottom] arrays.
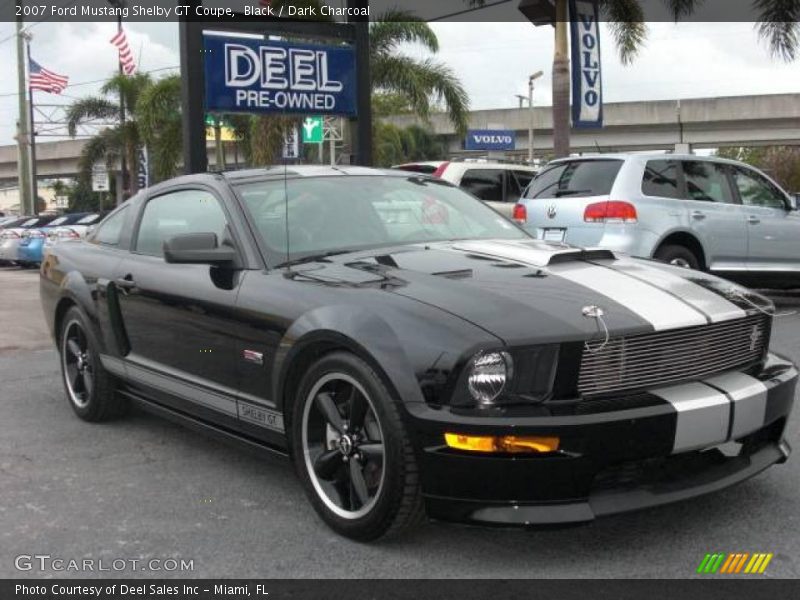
[[547, 262, 709, 331], [448, 239, 747, 331], [590, 258, 747, 323]]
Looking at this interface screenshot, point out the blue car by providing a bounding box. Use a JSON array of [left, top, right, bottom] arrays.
[[16, 213, 93, 267]]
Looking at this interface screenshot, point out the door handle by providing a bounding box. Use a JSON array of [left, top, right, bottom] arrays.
[[747, 216, 760, 225], [115, 274, 136, 291], [691, 210, 706, 220]]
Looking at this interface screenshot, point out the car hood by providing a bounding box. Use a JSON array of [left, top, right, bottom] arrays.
[[292, 239, 766, 345]]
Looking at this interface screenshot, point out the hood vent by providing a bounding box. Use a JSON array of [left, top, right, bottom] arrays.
[[452, 240, 616, 268]]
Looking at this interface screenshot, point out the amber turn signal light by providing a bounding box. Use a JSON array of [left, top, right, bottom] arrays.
[[444, 433, 559, 454]]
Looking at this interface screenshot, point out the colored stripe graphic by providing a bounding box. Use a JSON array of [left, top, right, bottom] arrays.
[[699, 553, 773, 574]]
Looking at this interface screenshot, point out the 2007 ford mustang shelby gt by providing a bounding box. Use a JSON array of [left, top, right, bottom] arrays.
[[40, 167, 796, 540]]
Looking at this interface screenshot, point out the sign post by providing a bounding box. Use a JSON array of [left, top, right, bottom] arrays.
[[179, 4, 370, 173], [91, 163, 110, 193]]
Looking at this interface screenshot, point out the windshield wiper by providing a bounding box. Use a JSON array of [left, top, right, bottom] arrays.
[[553, 189, 594, 197], [276, 249, 359, 268]]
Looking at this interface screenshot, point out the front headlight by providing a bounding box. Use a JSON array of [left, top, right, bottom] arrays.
[[467, 351, 513, 405]]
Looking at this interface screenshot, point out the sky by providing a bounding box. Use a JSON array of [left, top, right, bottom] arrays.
[[1, 20, 799, 148]]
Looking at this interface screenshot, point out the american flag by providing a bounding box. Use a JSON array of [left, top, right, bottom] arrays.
[[29, 58, 69, 94], [110, 29, 136, 75]]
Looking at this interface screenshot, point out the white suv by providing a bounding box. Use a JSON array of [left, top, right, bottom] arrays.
[[395, 160, 538, 218]]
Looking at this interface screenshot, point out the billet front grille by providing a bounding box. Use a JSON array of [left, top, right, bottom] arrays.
[[578, 313, 770, 397]]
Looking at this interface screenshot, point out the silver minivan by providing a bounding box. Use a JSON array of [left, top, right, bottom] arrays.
[[516, 153, 800, 287]]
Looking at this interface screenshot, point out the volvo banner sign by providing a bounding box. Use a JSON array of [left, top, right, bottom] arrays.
[[464, 129, 516, 151], [569, 0, 603, 128], [203, 34, 357, 116]]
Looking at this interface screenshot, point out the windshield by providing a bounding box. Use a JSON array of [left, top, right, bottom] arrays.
[[525, 159, 623, 199], [236, 175, 527, 263]]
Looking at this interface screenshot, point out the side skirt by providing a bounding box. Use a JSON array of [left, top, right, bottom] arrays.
[[119, 390, 290, 462]]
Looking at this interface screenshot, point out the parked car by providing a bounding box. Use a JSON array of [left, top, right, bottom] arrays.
[[17, 213, 103, 268], [392, 161, 446, 175], [41, 212, 106, 259], [398, 160, 538, 218], [516, 153, 800, 288], [0, 215, 56, 265], [41, 167, 796, 540]]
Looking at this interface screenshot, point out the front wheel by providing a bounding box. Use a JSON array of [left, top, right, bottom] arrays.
[[291, 352, 424, 541]]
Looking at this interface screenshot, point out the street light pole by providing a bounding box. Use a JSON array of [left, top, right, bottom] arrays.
[[15, 14, 32, 216], [528, 71, 544, 164]]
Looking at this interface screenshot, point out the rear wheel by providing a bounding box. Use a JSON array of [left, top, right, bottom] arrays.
[[59, 307, 127, 421], [291, 352, 424, 541], [654, 244, 700, 270]]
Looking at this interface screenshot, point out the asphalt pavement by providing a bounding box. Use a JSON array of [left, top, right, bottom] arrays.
[[1, 265, 799, 578]]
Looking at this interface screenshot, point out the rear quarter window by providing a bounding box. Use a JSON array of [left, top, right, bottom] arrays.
[[526, 160, 623, 199], [642, 160, 680, 199]]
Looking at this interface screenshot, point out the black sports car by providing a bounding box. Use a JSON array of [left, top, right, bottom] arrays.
[[40, 167, 796, 540]]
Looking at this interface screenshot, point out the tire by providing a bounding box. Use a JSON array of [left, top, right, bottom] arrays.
[[59, 306, 127, 422], [291, 351, 424, 541], [654, 244, 700, 270]]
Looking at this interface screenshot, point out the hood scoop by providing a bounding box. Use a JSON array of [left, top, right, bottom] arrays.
[[451, 240, 615, 268]]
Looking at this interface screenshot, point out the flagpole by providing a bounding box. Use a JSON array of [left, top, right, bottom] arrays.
[[108, 0, 127, 206], [26, 37, 39, 215], [15, 15, 32, 216]]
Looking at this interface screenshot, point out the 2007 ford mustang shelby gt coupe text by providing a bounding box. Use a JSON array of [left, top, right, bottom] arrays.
[[40, 167, 796, 540]]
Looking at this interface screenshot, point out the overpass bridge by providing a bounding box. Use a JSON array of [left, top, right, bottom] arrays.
[[386, 93, 800, 158], [0, 93, 799, 183]]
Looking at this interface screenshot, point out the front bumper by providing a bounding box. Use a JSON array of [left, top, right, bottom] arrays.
[[406, 353, 796, 526]]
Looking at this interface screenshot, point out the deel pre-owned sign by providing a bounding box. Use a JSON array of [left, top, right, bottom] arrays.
[[203, 34, 357, 116]]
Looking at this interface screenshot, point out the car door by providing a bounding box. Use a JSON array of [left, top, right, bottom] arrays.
[[680, 160, 749, 272], [113, 187, 244, 418], [729, 165, 800, 272]]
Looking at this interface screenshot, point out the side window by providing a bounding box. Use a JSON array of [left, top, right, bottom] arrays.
[[682, 161, 734, 204], [732, 168, 788, 209], [92, 207, 129, 246], [135, 190, 228, 257], [642, 160, 680, 199], [460, 169, 504, 202]]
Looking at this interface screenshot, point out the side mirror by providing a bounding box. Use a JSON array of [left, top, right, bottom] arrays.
[[163, 232, 237, 265]]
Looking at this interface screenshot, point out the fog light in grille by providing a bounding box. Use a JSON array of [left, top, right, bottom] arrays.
[[444, 433, 559, 454]]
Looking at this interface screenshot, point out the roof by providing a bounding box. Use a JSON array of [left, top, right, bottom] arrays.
[[222, 165, 405, 181]]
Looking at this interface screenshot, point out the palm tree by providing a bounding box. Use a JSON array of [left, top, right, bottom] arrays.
[[369, 10, 470, 136], [241, 0, 469, 165], [66, 73, 152, 196], [476, 0, 799, 157], [136, 75, 183, 182]]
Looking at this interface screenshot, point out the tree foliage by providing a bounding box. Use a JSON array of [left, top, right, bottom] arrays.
[[716, 146, 800, 192]]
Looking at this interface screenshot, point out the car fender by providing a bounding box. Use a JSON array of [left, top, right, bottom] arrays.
[[652, 227, 709, 261], [273, 304, 427, 415], [52, 269, 108, 353]]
